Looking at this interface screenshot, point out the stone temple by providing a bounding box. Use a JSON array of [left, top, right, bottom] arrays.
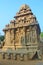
[[0, 4, 42, 60]]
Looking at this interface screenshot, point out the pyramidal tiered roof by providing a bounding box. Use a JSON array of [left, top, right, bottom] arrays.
[[14, 4, 37, 24], [14, 4, 33, 18], [3, 4, 39, 31]]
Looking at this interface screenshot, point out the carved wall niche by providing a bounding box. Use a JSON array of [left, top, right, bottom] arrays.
[[15, 28, 19, 43], [26, 31, 33, 44], [19, 27, 25, 46], [36, 27, 40, 42], [21, 35, 25, 45], [25, 25, 37, 44], [25, 31, 30, 44], [32, 30, 37, 43], [32, 25, 37, 42], [5, 30, 11, 44], [10, 30, 14, 43]]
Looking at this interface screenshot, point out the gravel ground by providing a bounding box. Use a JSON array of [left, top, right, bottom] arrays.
[[0, 59, 43, 65]]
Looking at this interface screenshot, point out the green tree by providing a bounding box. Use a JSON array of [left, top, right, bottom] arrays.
[[40, 32, 43, 38], [0, 35, 4, 41]]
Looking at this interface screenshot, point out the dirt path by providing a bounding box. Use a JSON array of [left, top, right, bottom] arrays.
[[0, 59, 43, 65]]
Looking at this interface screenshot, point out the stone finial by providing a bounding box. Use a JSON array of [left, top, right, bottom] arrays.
[[14, 4, 32, 18], [20, 4, 30, 11]]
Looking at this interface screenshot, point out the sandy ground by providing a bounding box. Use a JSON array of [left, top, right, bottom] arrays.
[[0, 59, 43, 65]]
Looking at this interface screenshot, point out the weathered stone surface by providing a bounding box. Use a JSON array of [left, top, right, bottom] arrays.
[[0, 4, 41, 60]]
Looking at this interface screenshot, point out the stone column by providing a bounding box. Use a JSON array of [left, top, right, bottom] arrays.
[[13, 54, 17, 60], [20, 27, 26, 49], [23, 27, 26, 45], [10, 29, 14, 43], [20, 54, 24, 61], [7, 53, 11, 59], [2, 53, 5, 59]]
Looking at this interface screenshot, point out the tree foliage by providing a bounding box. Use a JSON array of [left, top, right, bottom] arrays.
[[40, 32, 43, 38], [0, 35, 4, 41]]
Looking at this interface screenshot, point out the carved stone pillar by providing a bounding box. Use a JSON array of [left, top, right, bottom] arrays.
[[2, 53, 5, 59], [7, 53, 11, 59], [20, 54, 24, 61], [13, 54, 17, 60], [23, 27, 26, 45]]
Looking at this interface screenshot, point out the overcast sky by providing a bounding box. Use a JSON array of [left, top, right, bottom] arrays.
[[0, 0, 43, 35]]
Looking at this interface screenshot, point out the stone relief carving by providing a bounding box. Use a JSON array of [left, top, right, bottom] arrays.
[[1, 4, 41, 60]]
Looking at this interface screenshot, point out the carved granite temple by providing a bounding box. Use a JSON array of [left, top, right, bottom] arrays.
[[0, 4, 42, 60]]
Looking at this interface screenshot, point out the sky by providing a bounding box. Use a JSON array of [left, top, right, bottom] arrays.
[[0, 0, 43, 35]]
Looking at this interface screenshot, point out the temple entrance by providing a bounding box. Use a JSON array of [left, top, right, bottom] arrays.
[[32, 51, 39, 60]]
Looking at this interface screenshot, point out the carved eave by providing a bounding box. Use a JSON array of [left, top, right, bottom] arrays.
[[3, 24, 9, 31], [3, 27, 15, 31], [14, 4, 33, 18], [3, 27, 9, 32], [14, 11, 33, 18], [3, 23, 39, 32]]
